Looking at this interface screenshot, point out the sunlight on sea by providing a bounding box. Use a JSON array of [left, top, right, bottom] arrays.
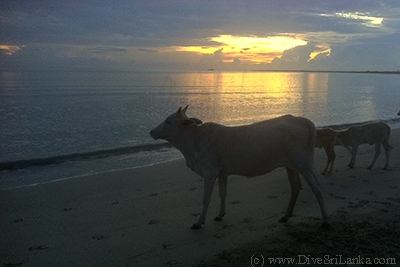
[[1, 71, 399, 189]]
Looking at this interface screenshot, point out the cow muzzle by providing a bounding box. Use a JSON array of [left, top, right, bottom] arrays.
[[150, 129, 159, 140]]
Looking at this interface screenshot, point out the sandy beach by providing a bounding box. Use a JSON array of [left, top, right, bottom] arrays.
[[1, 128, 399, 267]]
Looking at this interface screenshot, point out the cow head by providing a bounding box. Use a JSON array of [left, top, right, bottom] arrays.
[[150, 105, 202, 141]]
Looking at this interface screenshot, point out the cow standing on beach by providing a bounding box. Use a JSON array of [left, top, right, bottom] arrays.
[[315, 128, 352, 174], [150, 106, 329, 229], [315, 128, 340, 174], [337, 122, 392, 169]]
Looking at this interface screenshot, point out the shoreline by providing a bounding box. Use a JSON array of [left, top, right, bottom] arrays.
[[2, 117, 400, 190], [1, 129, 399, 266]]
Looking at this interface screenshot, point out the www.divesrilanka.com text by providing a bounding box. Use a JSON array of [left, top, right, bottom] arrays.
[[251, 254, 396, 266]]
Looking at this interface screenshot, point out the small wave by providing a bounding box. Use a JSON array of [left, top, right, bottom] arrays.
[[0, 142, 173, 171], [2, 117, 399, 172]]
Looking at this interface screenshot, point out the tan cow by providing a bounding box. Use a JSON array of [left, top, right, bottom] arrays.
[[315, 128, 339, 174], [337, 122, 392, 169], [150, 106, 329, 229], [316, 128, 352, 174]]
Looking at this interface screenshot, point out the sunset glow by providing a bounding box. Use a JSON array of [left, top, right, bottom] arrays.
[[0, 45, 23, 55], [177, 35, 308, 63], [308, 45, 331, 61]]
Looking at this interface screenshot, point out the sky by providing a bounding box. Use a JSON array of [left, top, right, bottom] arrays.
[[1, 0, 400, 72]]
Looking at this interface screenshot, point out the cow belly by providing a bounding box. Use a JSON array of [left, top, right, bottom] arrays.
[[222, 153, 284, 177]]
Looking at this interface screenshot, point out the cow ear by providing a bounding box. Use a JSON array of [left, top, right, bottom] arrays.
[[182, 118, 201, 126], [177, 105, 188, 114], [189, 118, 202, 125], [182, 119, 194, 126], [182, 105, 188, 115]]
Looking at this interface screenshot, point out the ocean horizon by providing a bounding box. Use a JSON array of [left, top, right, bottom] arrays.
[[1, 70, 400, 189]]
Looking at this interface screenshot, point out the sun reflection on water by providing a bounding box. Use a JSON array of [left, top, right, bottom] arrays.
[[174, 72, 329, 126]]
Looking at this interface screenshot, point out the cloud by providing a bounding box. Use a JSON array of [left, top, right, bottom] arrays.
[[1, 1, 400, 72], [0, 45, 23, 55], [321, 12, 384, 28], [177, 35, 308, 63], [137, 48, 159, 53], [91, 46, 127, 53], [270, 44, 316, 68]]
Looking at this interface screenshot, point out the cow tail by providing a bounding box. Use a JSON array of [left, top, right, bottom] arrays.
[[308, 119, 317, 157]]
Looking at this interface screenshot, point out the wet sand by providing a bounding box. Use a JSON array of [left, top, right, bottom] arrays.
[[1, 129, 399, 267]]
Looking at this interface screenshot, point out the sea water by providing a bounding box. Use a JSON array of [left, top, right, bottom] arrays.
[[1, 71, 399, 189]]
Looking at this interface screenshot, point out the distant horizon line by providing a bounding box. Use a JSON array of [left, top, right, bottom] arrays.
[[249, 69, 400, 74], [1, 68, 400, 74]]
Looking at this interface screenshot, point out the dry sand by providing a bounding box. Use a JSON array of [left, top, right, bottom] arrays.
[[1, 129, 400, 267]]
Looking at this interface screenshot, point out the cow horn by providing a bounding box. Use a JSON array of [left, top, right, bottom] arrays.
[[182, 105, 188, 114]]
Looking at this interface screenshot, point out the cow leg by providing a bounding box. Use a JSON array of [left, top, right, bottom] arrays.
[[191, 175, 217, 229], [327, 145, 336, 173], [322, 145, 335, 174], [368, 143, 381, 169], [348, 146, 358, 168], [214, 174, 228, 221], [279, 168, 302, 223], [322, 160, 329, 174], [302, 171, 330, 227], [321, 147, 330, 174], [383, 140, 391, 170]]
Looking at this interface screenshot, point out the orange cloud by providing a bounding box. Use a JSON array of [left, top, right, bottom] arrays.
[[308, 44, 331, 61], [177, 35, 307, 63], [0, 45, 23, 55]]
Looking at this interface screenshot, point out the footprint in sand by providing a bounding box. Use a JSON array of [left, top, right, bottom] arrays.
[[92, 235, 110, 240], [214, 233, 225, 238], [329, 193, 346, 200], [242, 217, 254, 224], [29, 245, 49, 251], [347, 199, 369, 209], [162, 242, 173, 250], [4, 261, 25, 267], [166, 259, 181, 266], [148, 219, 161, 225]]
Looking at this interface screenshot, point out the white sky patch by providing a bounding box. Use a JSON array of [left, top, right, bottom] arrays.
[[321, 12, 384, 28]]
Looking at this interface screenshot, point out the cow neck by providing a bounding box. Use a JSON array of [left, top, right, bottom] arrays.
[[172, 124, 201, 157]]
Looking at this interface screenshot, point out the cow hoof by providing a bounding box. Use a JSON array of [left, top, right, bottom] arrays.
[[321, 222, 331, 229], [214, 217, 223, 222], [278, 217, 288, 223], [191, 223, 202, 229]]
